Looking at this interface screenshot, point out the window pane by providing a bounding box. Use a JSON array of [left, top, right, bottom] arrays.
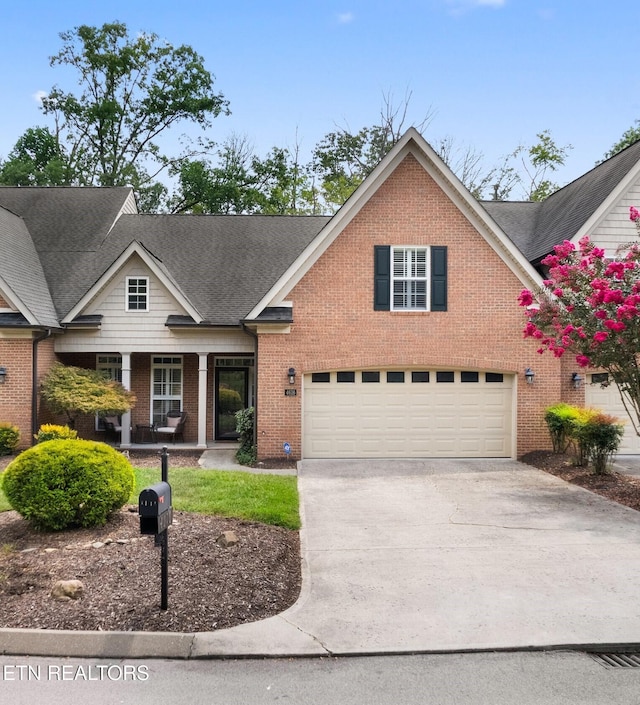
[[485, 373, 504, 383], [362, 371, 380, 383], [436, 371, 455, 383], [337, 371, 355, 383], [461, 371, 479, 383], [412, 371, 430, 383], [312, 372, 330, 383], [387, 371, 405, 383]]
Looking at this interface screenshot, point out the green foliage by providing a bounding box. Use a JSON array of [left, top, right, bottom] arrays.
[[570, 410, 624, 475], [218, 387, 243, 414], [1, 439, 134, 531], [602, 120, 640, 161], [0, 423, 20, 456], [544, 403, 576, 453], [132, 465, 299, 530], [0, 127, 69, 186], [40, 363, 136, 428], [35, 424, 78, 443], [543, 404, 624, 474], [30, 21, 228, 205], [235, 406, 256, 466]]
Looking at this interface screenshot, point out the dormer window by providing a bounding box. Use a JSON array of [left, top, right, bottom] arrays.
[[126, 277, 149, 311]]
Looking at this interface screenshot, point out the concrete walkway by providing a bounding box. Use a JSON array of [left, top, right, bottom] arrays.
[[3, 458, 640, 659]]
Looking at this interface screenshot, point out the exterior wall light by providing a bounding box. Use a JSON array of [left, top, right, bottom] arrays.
[[0, 366, 6, 384], [524, 367, 535, 385], [571, 372, 584, 390], [288, 367, 296, 385]]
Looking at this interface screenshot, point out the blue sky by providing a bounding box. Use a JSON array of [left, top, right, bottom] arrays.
[[2, 0, 640, 192]]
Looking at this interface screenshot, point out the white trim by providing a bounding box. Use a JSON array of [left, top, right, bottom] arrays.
[[570, 160, 640, 245], [0, 275, 38, 325], [245, 128, 543, 319], [125, 275, 149, 312], [62, 242, 202, 324]]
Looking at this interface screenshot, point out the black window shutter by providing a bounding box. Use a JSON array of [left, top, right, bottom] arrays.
[[431, 246, 447, 311], [374, 246, 391, 310]]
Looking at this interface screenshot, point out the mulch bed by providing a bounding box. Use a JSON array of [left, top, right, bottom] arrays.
[[519, 450, 640, 512], [2, 448, 640, 633], [0, 451, 300, 633]]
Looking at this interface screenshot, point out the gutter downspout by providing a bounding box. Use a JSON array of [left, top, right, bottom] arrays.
[[241, 322, 259, 452], [32, 329, 53, 445]]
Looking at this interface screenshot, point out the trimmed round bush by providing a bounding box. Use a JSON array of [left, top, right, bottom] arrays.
[[1, 439, 134, 531]]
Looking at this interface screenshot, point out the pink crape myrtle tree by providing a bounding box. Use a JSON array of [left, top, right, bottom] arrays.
[[518, 206, 640, 434]]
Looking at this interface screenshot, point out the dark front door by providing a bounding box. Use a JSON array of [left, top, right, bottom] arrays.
[[215, 367, 248, 440]]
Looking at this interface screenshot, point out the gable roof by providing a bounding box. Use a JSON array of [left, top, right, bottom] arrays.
[[246, 127, 544, 319], [0, 205, 59, 328], [0, 187, 136, 319], [481, 139, 640, 263], [85, 214, 331, 325]]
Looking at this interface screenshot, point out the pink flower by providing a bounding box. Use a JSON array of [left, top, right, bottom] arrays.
[[553, 240, 576, 258], [553, 288, 563, 297], [594, 309, 607, 319], [603, 289, 624, 304], [518, 290, 534, 307], [604, 319, 626, 332], [593, 331, 609, 343], [576, 355, 591, 367], [630, 206, 640, 222], [553, 347, 565, 358]]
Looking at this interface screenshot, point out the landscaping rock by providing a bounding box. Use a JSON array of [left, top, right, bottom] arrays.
[[51, 579, 84, 602], [217, 530, 239, 548]]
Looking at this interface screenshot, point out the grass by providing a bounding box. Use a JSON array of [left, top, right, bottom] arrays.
[[0, 464, 300, 530]]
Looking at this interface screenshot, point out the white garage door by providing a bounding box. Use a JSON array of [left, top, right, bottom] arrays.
[[584, 373, 640, 454], [303, 370, 514, 458]]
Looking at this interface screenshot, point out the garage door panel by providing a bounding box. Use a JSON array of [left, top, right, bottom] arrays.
[[303, 370, 513, 458]]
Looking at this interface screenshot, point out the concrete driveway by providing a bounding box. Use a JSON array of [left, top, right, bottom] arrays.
[[195, 458, 640, 657], [7, 458, 640, 659]]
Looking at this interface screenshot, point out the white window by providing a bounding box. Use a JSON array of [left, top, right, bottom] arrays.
[[392, 247, 428, 310], [96, 355, 122, 429], [126, 276, 149, 311], [151, 356, 182, 426]]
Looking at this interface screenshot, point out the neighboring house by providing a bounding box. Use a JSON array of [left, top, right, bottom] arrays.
[[1, 128, 640, 459]]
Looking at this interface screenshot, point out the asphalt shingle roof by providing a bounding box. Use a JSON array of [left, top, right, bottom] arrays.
[[0, 206, 59, 327]]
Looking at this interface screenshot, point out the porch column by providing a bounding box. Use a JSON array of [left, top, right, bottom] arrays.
[[197, 353, 208, 448], [120, 352, 132, 448]]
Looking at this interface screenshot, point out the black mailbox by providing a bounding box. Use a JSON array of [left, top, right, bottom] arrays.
[[139, 482, 173, 535]]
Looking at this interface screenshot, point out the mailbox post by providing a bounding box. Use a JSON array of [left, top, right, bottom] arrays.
[[138, 446, 172, 610]]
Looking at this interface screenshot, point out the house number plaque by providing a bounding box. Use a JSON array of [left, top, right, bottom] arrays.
[[284, 389, 297, 396]]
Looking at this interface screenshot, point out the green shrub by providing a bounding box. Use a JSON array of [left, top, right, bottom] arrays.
[[219, 387, 243, 414], [544, 403, 578, 453], [570, 411, 624, 475], [1, 439, 134, 531], [35, 423, 78, 443], [235, 406, 255, 465], [0, 423, 20, 456]]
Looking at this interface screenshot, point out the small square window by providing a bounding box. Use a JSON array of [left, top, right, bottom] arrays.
[[591, 373, 609, 385], [412, 371, 430, 383], [337, 371, 355, 383], [387, 371, 405, 383], [436, 371, 455, 383], [312, 372, 331, 383], [485, 373, 504, 383], [461, 371, 479, 383], [362, 371, 380, 383]]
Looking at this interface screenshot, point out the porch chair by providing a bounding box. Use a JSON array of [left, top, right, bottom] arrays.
[[155, 410, 188, 444], [103, 415, 123, 442]]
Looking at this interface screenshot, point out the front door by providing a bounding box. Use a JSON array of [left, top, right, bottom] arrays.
[[215, 367, 249, 440]]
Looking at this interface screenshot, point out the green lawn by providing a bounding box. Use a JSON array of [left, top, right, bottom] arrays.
[[0, 465, 300, 530]]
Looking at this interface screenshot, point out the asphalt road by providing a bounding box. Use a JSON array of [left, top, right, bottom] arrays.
[[2, 651, 640, 705]]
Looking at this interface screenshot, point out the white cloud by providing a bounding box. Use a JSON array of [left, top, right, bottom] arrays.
[[446, 0, 506, 12], [32, 90, 47, 105], [337, 12, 355, 24]]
